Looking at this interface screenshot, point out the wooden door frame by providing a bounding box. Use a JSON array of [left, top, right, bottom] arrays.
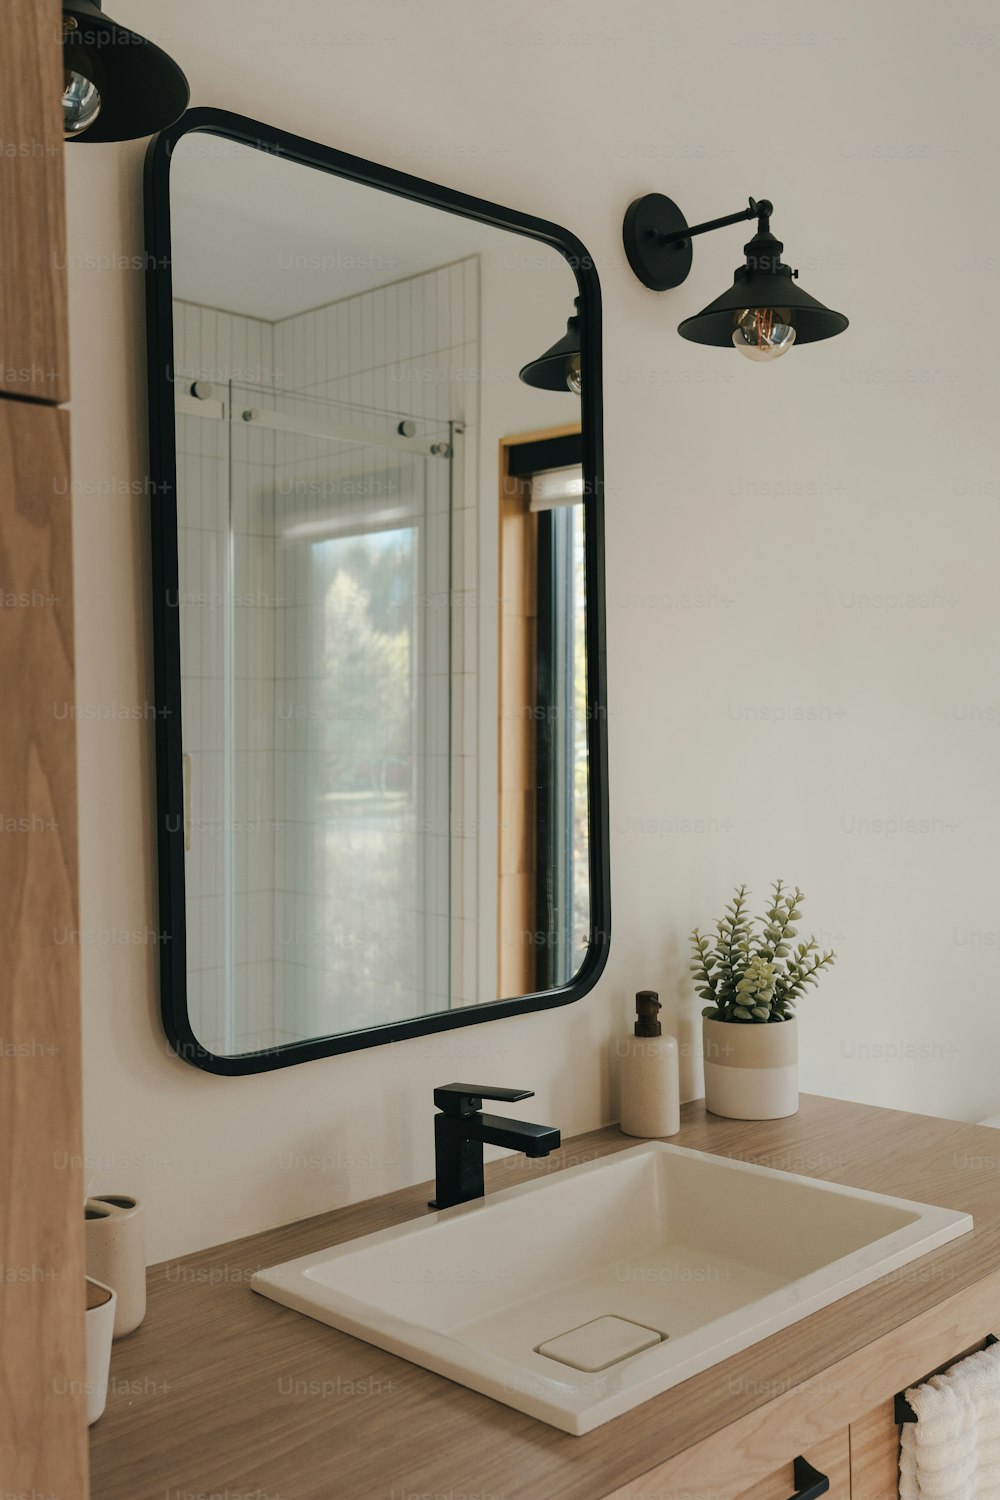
[[497, 423, 581, 998]]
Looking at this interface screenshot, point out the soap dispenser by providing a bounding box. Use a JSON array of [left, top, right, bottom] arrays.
[[619, 990, 680, 1138]]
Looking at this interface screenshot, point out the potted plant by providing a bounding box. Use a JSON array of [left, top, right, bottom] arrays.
[[690, 881, 836, 1120]]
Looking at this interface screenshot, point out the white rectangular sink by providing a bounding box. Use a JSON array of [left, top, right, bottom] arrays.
[[251, 1142, 972, 1434]]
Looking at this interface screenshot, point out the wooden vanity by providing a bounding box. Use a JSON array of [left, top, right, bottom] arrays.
[[89, 1095, 1000, 1499]]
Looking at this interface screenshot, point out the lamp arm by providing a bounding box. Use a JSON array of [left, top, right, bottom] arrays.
[[659, 197, 773, 247]]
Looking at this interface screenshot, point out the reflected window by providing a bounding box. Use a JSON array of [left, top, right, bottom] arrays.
[[535, 485, 590, 988], [498, 432, 590, 997]]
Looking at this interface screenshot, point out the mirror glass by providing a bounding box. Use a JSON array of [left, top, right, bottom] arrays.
[[158, 124, 605, 1062]]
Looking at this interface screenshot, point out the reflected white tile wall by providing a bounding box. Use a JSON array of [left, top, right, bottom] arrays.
[[175, 259, 481, 1055], [174, 302, 277, 1054], [272, 259, 481, 1025]]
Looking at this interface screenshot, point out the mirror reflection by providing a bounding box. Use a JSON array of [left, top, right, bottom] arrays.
[[167, 131, 597, 1056]]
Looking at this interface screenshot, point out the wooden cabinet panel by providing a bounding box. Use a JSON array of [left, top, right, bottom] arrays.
[[0, 0, 70, 402], [0, 401, 88, 1496], [850, 1400, 900, 1499]]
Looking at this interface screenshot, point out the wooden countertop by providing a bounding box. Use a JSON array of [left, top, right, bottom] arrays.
[[89, 1095, 1000, 1500]]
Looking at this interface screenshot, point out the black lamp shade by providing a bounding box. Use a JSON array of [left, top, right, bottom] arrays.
[[519, 302, 581, 391], [679, 264, 848, 347], [63, 0, 190, 143]]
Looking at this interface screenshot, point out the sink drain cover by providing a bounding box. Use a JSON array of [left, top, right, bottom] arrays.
[[536, 1316, 664, 1373]]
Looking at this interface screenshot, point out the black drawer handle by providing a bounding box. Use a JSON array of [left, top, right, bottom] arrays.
[[786, 1456, 830, 1500]]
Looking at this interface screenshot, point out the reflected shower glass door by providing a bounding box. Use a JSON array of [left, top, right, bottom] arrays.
[[227, 386, 453, 1046]]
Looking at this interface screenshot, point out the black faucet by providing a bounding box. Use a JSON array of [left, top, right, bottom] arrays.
[[428, 1084, 561, 1209]]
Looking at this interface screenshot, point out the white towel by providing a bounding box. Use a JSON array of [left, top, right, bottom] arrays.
[[899, 1342, 1000, 1499]]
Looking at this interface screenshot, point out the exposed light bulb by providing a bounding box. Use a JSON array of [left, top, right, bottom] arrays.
[[732, 307, 796, 362], [565, 353, 582, 395], [63, 16, 102, 139], [63, 67, 102, 136]]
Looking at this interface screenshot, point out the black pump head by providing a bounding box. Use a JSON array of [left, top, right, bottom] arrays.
[[635, 990, 662, 1038]]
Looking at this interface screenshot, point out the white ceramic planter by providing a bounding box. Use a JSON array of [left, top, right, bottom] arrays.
[[85, 1278, 117, 1425], [703, 1016, 799, 1120]]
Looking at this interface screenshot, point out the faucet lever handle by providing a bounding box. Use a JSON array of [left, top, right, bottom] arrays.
[[433, 1083, 534, 1118]]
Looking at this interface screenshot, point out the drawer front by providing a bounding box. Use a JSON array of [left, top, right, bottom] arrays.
[[850, 1398, 901, 1499], [600, 1427, 851, 1500], [737, 1430, 851, 1500]]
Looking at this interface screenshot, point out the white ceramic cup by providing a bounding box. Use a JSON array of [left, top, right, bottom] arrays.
[[86, 1277, 117, 1425]]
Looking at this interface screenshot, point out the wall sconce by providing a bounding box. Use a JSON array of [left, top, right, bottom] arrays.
[[62, 0, 189, 142], [622, 194, 847, 361], [519, 297, 582, 393]]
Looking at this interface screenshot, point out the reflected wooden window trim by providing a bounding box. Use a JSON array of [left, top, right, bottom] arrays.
[[497, 424, 581, 999]]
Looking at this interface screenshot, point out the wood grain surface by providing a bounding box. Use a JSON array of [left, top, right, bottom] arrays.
[[849, 1400, 902, 1500], [0, 401, 88, 1498], [0, 0, 70, 401]]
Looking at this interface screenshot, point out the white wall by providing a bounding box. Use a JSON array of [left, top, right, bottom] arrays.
[[68, 0, 1000, 1262]]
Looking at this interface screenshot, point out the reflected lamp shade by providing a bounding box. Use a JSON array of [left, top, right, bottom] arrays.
[[679, 226, 848, 349], [63, 0, 190, 143], [519, 299, 582, 393]]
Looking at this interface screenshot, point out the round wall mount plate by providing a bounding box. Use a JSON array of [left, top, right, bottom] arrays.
[[622, 193, 693, 291]]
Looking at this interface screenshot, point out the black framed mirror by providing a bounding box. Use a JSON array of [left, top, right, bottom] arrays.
[[144, 108, 609, 1074]]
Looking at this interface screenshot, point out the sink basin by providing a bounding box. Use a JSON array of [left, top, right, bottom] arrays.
[[251, 1141, 972, 1434]]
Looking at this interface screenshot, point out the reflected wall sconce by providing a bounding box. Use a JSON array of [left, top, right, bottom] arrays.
[[519, 297, 582, 394], [622, 194, 847, 361], [62, 0, 189, 142]]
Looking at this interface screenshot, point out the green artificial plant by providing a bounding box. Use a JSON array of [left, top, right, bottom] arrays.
[[691, 880, 836, 1024]]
